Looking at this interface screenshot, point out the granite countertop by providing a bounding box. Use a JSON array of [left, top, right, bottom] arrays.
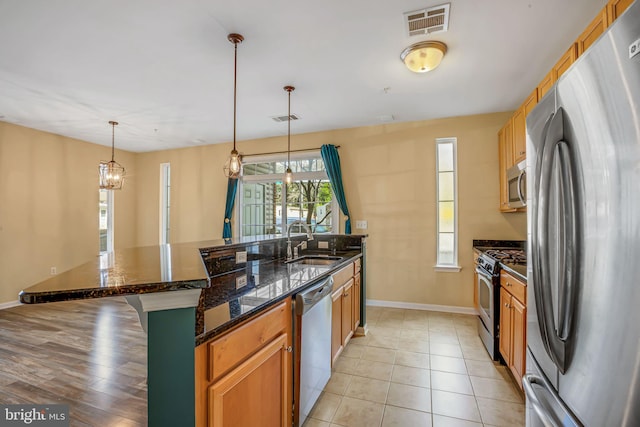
[[19, 234, 365, 346], [19, 241, 214, 304], [499, 262, 527, 282], [195, 250, 362, 345]]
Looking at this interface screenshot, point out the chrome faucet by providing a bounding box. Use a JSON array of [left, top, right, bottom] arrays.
[[286, 220, 314, 260]]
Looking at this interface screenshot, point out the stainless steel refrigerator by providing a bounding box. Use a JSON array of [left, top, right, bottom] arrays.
[[525, 1, 640, 426]]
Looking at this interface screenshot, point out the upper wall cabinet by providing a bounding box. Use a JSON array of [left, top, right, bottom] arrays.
[[554, 44, 578, 80], [577, 6, 610, 56], [608, 0, 633, 25], [498, 121, 516, 213], [512, 89, 538, 165]]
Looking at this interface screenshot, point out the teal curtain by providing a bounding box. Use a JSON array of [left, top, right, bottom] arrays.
[[321, 144, 351, 234], [223, 178, 238, 239]]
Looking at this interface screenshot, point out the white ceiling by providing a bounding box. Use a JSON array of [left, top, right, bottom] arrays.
[[0, 0, 606, 152]]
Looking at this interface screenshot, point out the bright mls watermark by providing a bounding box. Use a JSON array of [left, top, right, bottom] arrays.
[[0, 405, 68, 426]]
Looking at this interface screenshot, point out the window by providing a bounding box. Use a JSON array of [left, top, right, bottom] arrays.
[[99, 189, 114, 253], [238, 153, 338, 238], [435, 138, 460, 271], [160, 163, 171, 244]]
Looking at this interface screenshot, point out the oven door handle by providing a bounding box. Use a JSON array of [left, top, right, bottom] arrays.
[[475, 267, 491, 278]]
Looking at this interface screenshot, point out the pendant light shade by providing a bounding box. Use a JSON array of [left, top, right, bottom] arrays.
[[284, 85, 295, 185], [99, 121, 126, 190], [223, 33, 244, 179]]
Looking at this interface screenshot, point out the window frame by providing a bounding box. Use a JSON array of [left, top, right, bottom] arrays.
[[435, 137, 461, 272], [99, 188, 114, 254], [235, 151, 339, 238]]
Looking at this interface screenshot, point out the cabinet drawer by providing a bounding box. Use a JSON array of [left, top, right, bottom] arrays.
[[332, 263, 354, 291], [208, 300, 289, 382], [500, 271, 526, 304]]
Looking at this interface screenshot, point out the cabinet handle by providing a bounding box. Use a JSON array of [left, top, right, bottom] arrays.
[[504, 303, 510, 308], [284, 346, 292, 353], [344, 293, 349, 297], [519, 151, 525, 155]]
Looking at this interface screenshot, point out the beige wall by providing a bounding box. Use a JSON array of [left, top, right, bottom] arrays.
[[136, 112, 527, 309], [0, 122, 137, 303]]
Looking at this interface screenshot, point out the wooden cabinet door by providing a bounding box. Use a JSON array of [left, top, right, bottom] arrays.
[[537, 70, 554, 100], [209, 334, 290, 427], [498, 287, 512, 365], [511, 297, 526, 388], [353, 273, 361, 331], [512, 89, 537, 164], [577, 6, 609, 56], [331, 287, 343, 364], [608, 0, 633, 24], [554, 45, 577, 80], [341, 279, 354, 347], [498, 122, 516, 212]]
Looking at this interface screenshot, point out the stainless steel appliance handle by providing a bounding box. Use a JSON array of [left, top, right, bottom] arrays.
[[533, 107, 580, 374], [522, 374, 580, 427], [555, 140, 579, 341], [517, 169, 527, 207], [295, 276, 333, 316]]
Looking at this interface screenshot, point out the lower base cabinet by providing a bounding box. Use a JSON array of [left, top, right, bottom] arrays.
[[195, 300, 292, 426], [208, 334, 290, 427], [499, 271, 527, 389], [331, 287, 344, 364], [330, 261, 361, 364]]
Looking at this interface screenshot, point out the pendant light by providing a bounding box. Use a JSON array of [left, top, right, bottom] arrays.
[[99, 121, 126, 190], [223, 33, 244, 179], [284, 85, 295, 184]]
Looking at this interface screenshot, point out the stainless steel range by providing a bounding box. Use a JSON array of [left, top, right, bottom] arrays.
[[475, 248, 526, 360]]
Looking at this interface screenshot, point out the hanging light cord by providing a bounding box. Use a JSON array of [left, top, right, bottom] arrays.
[[233, 39, 238, 152], [287, 89, 291, 168], [109, 121, 118, 162]]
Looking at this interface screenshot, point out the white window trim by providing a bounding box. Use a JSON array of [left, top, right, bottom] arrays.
[[159, 163, 171, 244], [234, 152, 339, 238], [100, 189, 114, 254], [435, 137, 461, 272]]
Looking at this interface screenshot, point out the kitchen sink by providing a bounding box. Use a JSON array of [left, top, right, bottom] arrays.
[[284, 255, 343, 265]]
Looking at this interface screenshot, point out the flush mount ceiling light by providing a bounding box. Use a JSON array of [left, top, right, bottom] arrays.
[[400, 40, 447, 73], [223, 33, 244, 179], [284, 85, 295, 185], [99, 121, 126, 190]]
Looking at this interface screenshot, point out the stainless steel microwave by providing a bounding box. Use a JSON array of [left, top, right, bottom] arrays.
[[507, 160, 526, 208]]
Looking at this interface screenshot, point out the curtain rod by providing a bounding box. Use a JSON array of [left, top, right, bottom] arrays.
[[241, 145, 340, 157]]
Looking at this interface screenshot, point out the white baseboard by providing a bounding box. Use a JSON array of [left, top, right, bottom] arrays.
[[367, 299, 478, 316], [0, 300, 22, 310]]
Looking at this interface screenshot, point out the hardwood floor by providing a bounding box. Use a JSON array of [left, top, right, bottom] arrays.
[[0, 297, 148, 426]]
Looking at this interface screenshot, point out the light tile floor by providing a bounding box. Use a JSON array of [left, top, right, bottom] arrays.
[[304, 306, 525, 427]]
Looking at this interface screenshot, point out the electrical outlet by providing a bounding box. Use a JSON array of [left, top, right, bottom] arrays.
[[318, 241, 329, 249], [236, 251, 247, 264], [236, 275, 247, 289], [356, 220, 368, 230], [50, 267, 57, 275]]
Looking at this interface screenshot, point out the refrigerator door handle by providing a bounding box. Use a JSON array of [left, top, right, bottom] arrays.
[[534, 108, 579, 373], [522, 374, 581, 427]]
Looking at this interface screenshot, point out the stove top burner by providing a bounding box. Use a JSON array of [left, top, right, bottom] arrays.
[[483, 249, 527, 265]]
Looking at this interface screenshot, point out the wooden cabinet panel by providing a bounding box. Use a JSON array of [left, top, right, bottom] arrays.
[[353, 273, 361, 331], [331, 287, 343, 364], [537, 69, 554, 100], [500, 271, 526, 305], [208, 334, 290, 427], [554, 45, 578, 80], [608, 0, 633, 24], [577, 7, 609, 56], [513, 89, 537, 164], [209, 301, 288, 382], [499, 287, 512, 364], [341, 279, 354, 347], [498, 122, 516, 213], [332, 263, 354, 291], [511, 297, 526, 387]]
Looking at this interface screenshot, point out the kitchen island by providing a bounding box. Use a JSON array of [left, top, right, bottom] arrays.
[[19, 234, 367, 427]]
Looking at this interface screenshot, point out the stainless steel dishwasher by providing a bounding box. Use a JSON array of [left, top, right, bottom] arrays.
[[294, 276, 333, 427]]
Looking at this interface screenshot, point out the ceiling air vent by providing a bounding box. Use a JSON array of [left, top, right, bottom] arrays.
[[404, 3, 450, 37], [271, 114, 300, 123]]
